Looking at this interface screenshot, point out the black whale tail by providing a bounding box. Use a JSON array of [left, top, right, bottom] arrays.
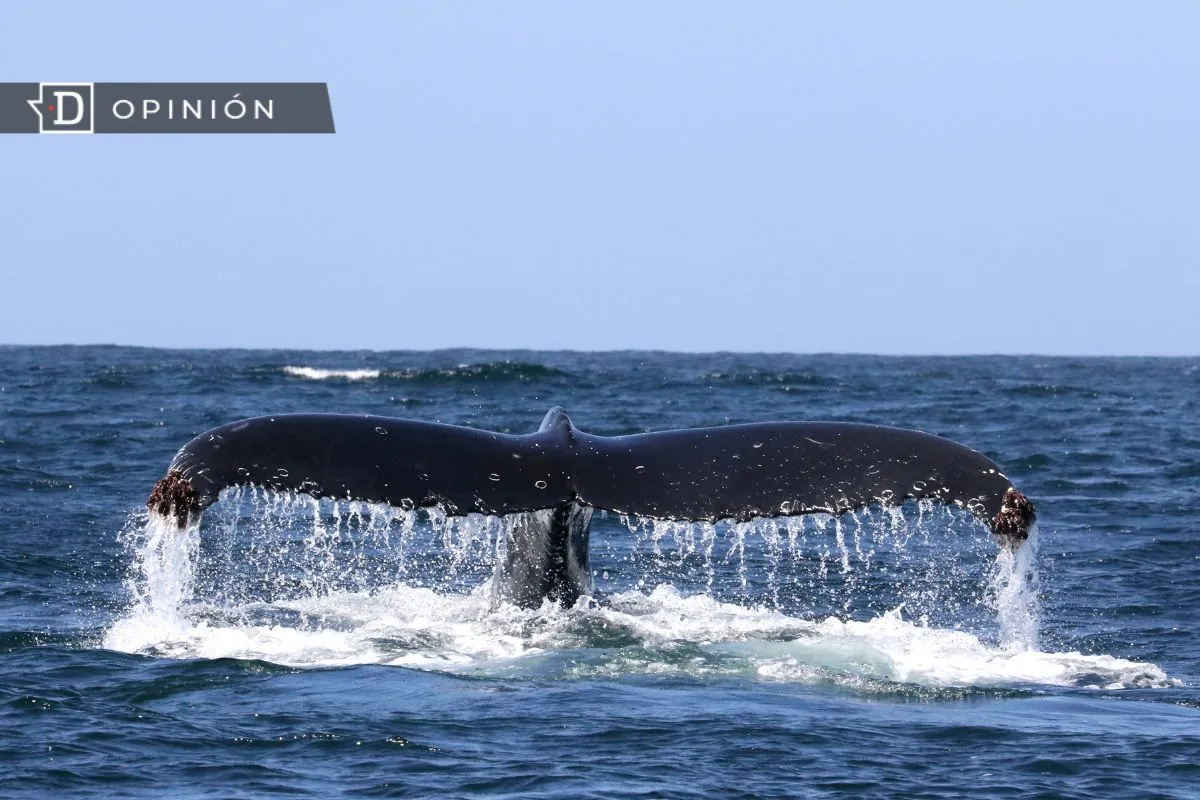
[[148, 408, 1035, 608]]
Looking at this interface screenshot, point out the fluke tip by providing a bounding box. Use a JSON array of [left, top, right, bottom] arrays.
[[147, 469, 201, 528]]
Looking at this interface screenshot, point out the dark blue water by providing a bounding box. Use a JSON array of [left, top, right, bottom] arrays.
[[2, 346, 1198, 798]]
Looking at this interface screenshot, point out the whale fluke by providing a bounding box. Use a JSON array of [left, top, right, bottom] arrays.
[[148, 408, 1034, 607]]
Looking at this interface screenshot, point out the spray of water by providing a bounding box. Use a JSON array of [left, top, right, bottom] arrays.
[[103, 495, 1172, 689], [109, 511, 200, 642], [989, 525, 1041, 650]]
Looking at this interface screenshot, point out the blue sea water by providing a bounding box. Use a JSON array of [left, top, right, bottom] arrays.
[[1, 346, 1198, 798]]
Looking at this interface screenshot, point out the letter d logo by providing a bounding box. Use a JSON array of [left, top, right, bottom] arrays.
[[28, 83, 94, 133]]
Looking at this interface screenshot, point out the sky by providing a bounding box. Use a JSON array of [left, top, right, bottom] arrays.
[[1, 2, 1197, 355]]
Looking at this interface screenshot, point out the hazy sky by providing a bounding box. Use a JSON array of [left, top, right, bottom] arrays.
[[2, 2, 1197, 354]]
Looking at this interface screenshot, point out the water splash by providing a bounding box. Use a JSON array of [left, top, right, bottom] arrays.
[[107, 510, 201, 645], [989, 525, 1041, 650], [617, 503, 998, 627], [103, 496, 1173, 691]]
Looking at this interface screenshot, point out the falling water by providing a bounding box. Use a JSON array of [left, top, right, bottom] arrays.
[[115, 510, 200, 637], [617, 501, 1006, 628], [102, 493, 1173, 689], [117, 490, 1033, 643], [989, 526, 1041, 650]]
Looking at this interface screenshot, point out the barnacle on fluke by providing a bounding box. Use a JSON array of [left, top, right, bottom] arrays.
[[146, 469, 201, 528], [992, 489, 1037, 542]]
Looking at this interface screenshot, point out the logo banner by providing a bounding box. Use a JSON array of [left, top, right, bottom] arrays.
[[0, 83, 335, 134]]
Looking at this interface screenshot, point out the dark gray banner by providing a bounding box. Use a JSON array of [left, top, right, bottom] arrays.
[[0, 83, 335, 134]]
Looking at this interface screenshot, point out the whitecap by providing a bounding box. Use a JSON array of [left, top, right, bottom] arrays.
[[281, 366, 381, 381]]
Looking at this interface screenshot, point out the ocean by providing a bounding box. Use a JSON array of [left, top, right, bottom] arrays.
[[2, 346, 1197, 798]]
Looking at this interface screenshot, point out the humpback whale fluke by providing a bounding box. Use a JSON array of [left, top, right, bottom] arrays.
[[147, 408, 1035, 607]]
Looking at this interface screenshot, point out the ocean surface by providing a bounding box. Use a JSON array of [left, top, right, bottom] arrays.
[[2, 346, 1198, 798]]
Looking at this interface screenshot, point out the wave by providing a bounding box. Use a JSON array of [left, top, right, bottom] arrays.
[[282, 366, 381, 381], [700, 370, 835, 386], [281, 362, 570, 383], [658, 370, 838, 390], [999, 383, 1103, 398]]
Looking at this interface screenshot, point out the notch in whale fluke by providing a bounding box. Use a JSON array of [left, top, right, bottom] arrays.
[[146, 408, 1034, 607]]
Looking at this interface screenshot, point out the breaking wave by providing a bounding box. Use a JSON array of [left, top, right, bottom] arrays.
[[280, 362, 570, 383], [282, 366, 381, 381]]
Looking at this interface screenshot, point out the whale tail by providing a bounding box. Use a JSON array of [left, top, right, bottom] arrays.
[[148, 408, 1035, 607]]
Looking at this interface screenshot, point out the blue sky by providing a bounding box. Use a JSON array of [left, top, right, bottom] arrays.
[[2, 2, 1197, 354]]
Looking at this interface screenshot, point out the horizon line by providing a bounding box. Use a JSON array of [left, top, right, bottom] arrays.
[[1, 342, 1197, 359]]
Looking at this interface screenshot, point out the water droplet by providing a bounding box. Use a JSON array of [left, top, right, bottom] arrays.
[[489, 473, 501, 482], [534, 480, 547, 489], [375, 426, 388, 435], [752, 442, 763, 449]]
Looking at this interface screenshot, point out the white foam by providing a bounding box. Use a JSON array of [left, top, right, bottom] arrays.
[[282, 366, 381, 381], [103, 576, 1177, 690], [104, 582, 546, 669], [753, 608, 1173, 690]]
